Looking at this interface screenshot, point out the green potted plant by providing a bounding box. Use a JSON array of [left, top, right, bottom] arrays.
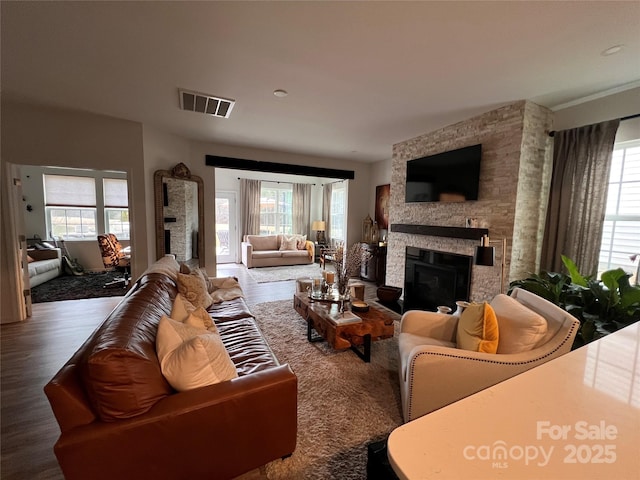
[[509, 255, 640, 348]]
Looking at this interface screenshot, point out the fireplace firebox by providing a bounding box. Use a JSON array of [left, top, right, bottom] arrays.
[[404, 247, 472, 312]]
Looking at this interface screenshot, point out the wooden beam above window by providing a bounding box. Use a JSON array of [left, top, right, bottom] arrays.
[[205, 155, 355, 180]]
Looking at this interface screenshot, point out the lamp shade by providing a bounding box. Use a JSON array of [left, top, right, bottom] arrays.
[[474, 246, 495, 266], [311, 220, 326, 231]]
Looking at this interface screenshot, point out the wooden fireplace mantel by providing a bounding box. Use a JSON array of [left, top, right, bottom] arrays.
[[390, 224, 488, 240]]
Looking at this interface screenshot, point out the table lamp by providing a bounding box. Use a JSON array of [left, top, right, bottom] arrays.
[[312, 220, 326, 244]]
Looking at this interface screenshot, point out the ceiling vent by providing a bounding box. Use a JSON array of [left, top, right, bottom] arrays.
[[179, 89, 235, 118]]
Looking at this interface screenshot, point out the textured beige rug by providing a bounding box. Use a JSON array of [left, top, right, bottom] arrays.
[[251, 300, 403, 480], [246, 263, 333, 283]]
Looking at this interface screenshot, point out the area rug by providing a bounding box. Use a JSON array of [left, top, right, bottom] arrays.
[[251, 300, 403, 480], [30, 271, 129, 303], [246, 263, 331, 283]]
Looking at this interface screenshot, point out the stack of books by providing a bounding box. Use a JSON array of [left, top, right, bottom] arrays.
[[328, 311, 362, 325]]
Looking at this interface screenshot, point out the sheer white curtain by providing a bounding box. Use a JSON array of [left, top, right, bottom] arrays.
[[292, 183, 311, 237], [322, 183, 333, 245], [239, 178, 261, 239], [541, 119, 620, 275]]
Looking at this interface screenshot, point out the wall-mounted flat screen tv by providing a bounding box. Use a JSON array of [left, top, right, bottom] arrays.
[[405, 144, 482, 203]]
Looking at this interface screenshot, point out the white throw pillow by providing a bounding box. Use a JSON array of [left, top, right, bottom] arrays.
[[156, 315, 206, 361], [156, 316, 237, 392], [490, 294, 548, 354], [171, 293, 196, 322], [185, 307, 218, 332]]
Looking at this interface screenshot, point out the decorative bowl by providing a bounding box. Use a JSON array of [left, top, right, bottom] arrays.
[[377, 285, 402, 303], [351, 300, 369, 312]]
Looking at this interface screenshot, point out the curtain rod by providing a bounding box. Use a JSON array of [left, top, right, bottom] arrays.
[[237, 177, 316, 186], [548, 113, 640, 137], [321, 179, 346, 186]]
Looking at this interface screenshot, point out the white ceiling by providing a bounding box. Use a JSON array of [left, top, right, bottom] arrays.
[[2, 1, 639, 163]]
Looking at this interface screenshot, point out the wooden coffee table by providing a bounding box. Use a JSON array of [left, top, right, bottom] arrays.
[[293, 292, 395, 362]]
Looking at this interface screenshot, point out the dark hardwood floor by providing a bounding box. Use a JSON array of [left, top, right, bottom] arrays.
[[216, 262, 300, 307], [0, 262, 355, 480], [1, 297, 123, 480]]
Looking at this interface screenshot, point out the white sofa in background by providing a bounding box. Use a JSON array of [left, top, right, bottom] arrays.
[[398, 287, 580, 422], [28, 248, 62, 288], [241, 234, 314, 268]]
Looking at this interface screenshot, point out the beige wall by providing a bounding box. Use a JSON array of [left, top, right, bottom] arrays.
[[553, 86, 640, 134], [188, 139, 374, 250], [1, 101, 375, 318], [143, 129, 376, 273], [141, 125, 192, 267], [1, 162, 27, 323], [1, 99, 147, 322], [215, 167, 330, 262], [551, 85, 640, 144], [3, 87, 635, 322], [369, 158, 393, 238]]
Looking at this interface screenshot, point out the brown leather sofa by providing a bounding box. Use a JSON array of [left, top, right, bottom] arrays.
[[44, 257, 297, 480]]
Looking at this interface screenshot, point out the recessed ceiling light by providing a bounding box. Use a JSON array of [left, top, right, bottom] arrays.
[[601, 45, 624, 56], [273, 89, 288, 98]]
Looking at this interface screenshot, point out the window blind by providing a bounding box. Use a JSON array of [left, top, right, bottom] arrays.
[[44, 175, 96, 207], [598, 141, 640, 276], [103, 178, 128, 208]]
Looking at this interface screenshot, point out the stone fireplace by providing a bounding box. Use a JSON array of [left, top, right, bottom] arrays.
[[386, 100, 554, 303], [404, 246, 472, 311]]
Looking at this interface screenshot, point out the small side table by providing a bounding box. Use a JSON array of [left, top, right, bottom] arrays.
[[314, 243, 327, 263]]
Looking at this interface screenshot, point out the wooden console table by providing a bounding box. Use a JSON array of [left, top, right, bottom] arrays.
[[360, 243, 387, 285]]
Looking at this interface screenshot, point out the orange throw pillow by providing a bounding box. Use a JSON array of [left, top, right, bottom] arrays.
[[456, 302, 499, 354]]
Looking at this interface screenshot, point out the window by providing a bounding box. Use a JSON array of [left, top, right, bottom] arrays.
[[103, 178, 130, 239], [598, 140, 640, 283], [44, 175, 97, 239], [259, 184, 292, 235], [43, 173, 129, 241], [330, 183, 346, 242]]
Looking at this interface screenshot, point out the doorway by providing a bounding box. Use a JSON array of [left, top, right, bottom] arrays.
[[215, 191, 237, 264]]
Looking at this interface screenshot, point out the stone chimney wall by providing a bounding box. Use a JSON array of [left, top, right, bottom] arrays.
[[387, 101, 553, 302]]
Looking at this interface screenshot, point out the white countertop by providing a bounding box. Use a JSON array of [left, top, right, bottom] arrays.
[[388, 322, 640, 479]]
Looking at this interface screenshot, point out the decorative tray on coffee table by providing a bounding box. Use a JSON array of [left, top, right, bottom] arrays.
[[309, 292, 350, 303]]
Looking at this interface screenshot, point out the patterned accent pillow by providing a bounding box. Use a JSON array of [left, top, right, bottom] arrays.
[[178, 264, 215, 293], [176, 272, 213, 309], [279, 235, 298, 251], [296, 234, 307, 250]]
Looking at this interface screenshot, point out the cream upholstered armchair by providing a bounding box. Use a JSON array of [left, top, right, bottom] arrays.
[[398, 287, 580, 423]]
